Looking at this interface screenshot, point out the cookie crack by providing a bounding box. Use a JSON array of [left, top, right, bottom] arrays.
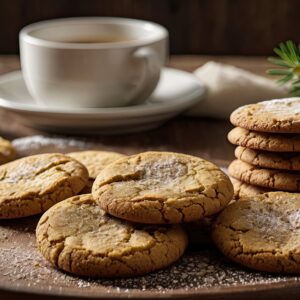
[[2, 159, 72, 182], [96, 172, 141, 189], [34, 159, 73, 177]]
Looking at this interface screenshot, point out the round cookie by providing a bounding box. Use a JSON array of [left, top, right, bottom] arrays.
[[0, 137, 16, 164], [228, 159, 300, 192], [92, 151, 233, 224], [36, 194, 188, 278], [68, 151, 126, 193], [228, 127, 300, 152], [0, 153, 88, 219], [231, 177, 272, 199], [235, 146, 300, 171], [212, 192, 300, 273], [230, 97, 300, 133]]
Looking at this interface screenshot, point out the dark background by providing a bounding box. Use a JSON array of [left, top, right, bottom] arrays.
[[1, 0, 299, 55]]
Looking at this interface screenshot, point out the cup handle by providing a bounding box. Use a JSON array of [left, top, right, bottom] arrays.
[[131, 47, 161, 104]]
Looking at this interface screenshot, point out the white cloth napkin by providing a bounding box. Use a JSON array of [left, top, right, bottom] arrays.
[[185, 61, 288, 119]]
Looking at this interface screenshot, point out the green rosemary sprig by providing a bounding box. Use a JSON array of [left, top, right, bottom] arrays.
[[267, 40, 300, 96]]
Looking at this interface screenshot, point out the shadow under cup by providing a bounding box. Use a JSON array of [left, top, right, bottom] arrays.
[[19, 18, 168, 108]]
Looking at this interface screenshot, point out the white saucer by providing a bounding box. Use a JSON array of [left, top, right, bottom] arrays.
[[0, 68, 205, 135]]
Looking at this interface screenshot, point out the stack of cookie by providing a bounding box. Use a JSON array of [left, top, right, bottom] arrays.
[[227, 98, 300, 198]]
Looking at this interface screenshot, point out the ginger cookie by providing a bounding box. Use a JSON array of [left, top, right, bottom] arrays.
[[228, 127, 300, 152], [68, 151, 125, 193], [235, 146, 300, 171], [92, 151, 233, 224], [0, 153, 88, 219], [230, 97, 300, 133], [212, 192, 300, 273], [231, 177, 272, 199], [228, 159, 300, 192], [36, 194, 188, 278], [0, 137, 16, 164]]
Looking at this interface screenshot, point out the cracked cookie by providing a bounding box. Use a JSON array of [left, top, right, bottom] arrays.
[[231, 177, 272, 199], [68, 151, 125, 193], [92, 151, 233, 224], [0, 153, 88, 219], [228, 127, 300, 152], [212, 192, 300, 273], [228, 159, 300, 192], [235, 146, 300, 171], [230, 97, 300, 133], [36, 194, 188, 277], [0, 137, 16, 164]]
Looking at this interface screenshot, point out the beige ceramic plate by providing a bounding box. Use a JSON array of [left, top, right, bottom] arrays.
[[0, 136, 299, 299]]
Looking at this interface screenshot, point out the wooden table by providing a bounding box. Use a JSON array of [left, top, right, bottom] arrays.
[[0, 55, 279, 300]]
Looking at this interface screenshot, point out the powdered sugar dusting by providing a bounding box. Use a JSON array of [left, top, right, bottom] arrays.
[[288, 210, 300, 228], [141, 157, 187, 183], [259, 97, 300, 115], [12, 135, 171, 158], [0, 216, 299, 297], [12, 135, 100, 157], [245, 201, 300, 236]]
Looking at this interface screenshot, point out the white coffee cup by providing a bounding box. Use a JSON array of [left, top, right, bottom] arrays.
[[19, 17, 168, 108]]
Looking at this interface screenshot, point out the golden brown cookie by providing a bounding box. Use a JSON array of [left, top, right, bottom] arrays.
[[230, 98, 300, 133], [68, 150, 125, 179], [212, 192, 300, 273], [0, 153, 88, 219], [228, 159, 300, 192], [0, 137, 16, 164], [228, 127, 300, 152], [36, 194, 188, 278], [235, 146, 300, 171], [92, 151, 233, 224], [231, 177, 272, 199]]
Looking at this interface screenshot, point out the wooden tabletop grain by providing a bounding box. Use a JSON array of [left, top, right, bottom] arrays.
[[0, 55, 277, 300]]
